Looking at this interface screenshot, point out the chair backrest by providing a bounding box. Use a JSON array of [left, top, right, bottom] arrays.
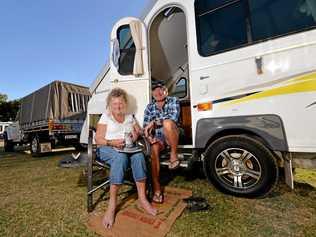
[[89, 114, 102, 131], [88, 114, 102, 153]]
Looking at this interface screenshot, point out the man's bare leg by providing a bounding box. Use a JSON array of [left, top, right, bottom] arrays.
[[163, 119, 179, 165], [151, 143, 162, 194], [136, 180, 157, 215], [102, 184, 119, 229]]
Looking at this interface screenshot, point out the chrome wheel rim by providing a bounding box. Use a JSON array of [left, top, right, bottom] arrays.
[[214, 148, 262, 190]]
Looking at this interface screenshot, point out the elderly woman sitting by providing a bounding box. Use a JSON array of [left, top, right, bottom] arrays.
[[95, 88, 157, 229]]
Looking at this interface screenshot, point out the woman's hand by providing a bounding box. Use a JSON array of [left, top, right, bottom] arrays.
[[108, 139, 125, 149], [131, 129, 138, 143], [131, 123, 143, 142]]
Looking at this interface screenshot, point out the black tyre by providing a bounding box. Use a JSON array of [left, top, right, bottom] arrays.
[[3, 132, 14, 152], [30, 136, 41, 156], [203, 135, 278, 197]]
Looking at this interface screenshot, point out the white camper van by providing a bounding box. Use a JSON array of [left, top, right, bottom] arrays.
[[82, 0, 316, 197]]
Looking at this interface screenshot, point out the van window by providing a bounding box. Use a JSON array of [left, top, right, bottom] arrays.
[[195, 0, 248, 56], [195, 0, 316, 57], [249, 0, 316, 41], [195, 0, 232, 14], [117, 25, 135, 75]]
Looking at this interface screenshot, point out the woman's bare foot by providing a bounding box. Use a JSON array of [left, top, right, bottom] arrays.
[[138, 198, 157, 216], [102, 207, 116, 229]]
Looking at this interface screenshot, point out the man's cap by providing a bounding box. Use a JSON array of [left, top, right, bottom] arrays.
[[152, 80, 165, 90]]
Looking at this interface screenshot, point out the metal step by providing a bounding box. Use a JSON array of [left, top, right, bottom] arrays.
[[159, 153, 193, 168], [160, 159, 189, 168]]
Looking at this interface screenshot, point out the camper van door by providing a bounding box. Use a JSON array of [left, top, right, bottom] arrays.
[[109, 17, 150, 125]]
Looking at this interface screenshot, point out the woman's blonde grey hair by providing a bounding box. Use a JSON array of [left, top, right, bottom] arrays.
[[106, 87, 128, 108]]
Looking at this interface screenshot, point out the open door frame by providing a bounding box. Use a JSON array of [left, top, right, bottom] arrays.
[[109, 17, 151, 126]]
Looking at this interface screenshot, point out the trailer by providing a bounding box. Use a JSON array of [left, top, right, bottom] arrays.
[[4, 81, 90, 155], [81, 0, 316, 197]]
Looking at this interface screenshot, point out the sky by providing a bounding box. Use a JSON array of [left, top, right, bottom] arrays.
[[0, 0, 151, 101]]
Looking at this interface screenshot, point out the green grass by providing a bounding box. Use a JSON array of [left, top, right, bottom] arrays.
[[0, 149, 316, 237]]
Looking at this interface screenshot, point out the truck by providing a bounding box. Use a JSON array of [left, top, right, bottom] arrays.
[[0, 122, 12, 139], [4, 80, 90, 156], [81, 0, 316, 197]]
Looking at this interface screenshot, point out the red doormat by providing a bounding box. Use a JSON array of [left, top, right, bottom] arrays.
[[87, 187, 192, 237]]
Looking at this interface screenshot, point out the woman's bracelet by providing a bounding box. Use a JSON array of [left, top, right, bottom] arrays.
[[106, 139, 112, 146]]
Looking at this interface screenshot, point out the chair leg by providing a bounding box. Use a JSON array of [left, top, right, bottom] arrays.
[[87, 129, 94, 212], [146, 155, 153, 200]]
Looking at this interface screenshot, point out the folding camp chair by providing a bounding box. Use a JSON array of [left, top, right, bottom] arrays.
[[86, 114, 152, 212]]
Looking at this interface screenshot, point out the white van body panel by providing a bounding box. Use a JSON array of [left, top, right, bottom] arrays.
[[190, 30, 316, 152]]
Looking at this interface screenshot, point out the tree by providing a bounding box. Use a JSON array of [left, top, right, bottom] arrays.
[[0, 93, 8, 105], [0, 100, 20, 121]]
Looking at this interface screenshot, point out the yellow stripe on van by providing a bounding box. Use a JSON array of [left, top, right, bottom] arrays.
[[221, 73, 316, 107], [284, 71, 316, 84]]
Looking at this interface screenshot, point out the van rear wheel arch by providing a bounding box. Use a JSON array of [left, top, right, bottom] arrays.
[[203, 129, 273, 152], [195, 115, 288, 152]]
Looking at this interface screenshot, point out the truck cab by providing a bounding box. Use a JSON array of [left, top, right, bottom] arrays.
[[0, 122, 12, 139]]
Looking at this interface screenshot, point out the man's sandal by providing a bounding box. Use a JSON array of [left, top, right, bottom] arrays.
[[152, 192, 164, 204], [168, 159, 180, 170], [183, 197, 210, 212]]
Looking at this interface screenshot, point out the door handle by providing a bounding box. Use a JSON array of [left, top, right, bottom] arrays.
[[255, 56, 263, 75], [200, 76, 210, 80]]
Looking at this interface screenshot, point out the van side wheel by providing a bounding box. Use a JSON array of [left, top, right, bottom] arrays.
[[31, 136, 41, 156], [3, 133, 14, 152], [203, 135, 278, 197]]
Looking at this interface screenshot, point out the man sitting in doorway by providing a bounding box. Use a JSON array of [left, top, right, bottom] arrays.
[[143, 80, 180, 204]]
